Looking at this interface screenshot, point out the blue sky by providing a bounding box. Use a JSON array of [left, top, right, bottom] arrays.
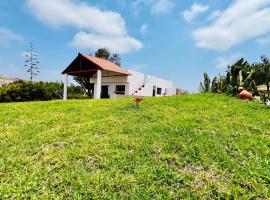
[[1, 0, 270, 91]]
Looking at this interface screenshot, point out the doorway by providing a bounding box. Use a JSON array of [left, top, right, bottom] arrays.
[[152, 86, 156, 97], [101, 85, 110, 98]]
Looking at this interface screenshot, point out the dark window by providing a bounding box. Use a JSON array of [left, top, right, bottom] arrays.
[[157, 87, 162, 95], [115, 85, 125, 94]]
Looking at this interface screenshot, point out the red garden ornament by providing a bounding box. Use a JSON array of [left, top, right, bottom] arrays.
[[239, 89, 253, 100], [134, 98, 143, 108]]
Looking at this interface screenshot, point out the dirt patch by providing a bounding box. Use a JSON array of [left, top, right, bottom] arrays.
[[183, 164, 230, 197]]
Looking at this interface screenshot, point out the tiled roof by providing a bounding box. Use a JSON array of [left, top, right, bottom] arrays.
[[80, 54, 129, 75]]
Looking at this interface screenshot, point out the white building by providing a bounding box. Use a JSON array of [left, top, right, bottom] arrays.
[[0, 76, 21, 86], [62, 53, 176, 99]]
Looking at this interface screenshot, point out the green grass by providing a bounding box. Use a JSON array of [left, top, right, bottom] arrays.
[[0, 94, 269, 199]]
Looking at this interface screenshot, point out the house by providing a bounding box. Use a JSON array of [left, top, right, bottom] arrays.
[[0, 76, 21, 86], [62, 53, 176, 99], [257, 85, 268, 92]]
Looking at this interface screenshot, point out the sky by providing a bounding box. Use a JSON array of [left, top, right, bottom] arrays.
[[1, 0, 270, 91]]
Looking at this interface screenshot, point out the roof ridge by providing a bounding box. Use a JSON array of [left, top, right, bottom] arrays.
[[81, 53, 120, 66], [79, 53, 129, 75]]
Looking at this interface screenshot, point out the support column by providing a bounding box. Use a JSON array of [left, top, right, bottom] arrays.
[[94, 70, 102, 99], [63, 74, 68, 100]]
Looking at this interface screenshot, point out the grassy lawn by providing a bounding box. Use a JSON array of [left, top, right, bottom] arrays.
[[0, 94, 269, 199]]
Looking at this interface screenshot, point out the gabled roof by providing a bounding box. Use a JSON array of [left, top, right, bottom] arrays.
[[81, 54, 129, 75], [62, 53, 129, 76]]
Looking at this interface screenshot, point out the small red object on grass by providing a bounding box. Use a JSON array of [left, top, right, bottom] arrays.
[[239, 89, 253, 100], [135, 98, 143, 107]]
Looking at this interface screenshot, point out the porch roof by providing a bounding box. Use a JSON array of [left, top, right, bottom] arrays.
[[62, 53, 129, 77]]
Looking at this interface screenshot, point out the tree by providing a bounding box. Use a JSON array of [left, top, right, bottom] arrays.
[[199, 72, 211, 93], [24, 43, 40, 82], [109, 54, 121, 66], [224, 58, 254, 95], [95, 48, 121, 66], [73, 76, 93, 98], [211, 74, 226, 93], [73, 48, 122, 98], [95, 48, 110, 60], [254, 56, 270, 93]]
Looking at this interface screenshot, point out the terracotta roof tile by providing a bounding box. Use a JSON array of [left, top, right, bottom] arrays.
[[81, 54, 129, 75]]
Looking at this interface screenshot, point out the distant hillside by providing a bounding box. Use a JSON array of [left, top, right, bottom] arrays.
[[0, 94, 269, 199]]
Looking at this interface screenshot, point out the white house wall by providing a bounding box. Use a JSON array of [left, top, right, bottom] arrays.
[[90, 69, 175, 98], [90, 70, 128, 83], [127, 69, 145, 95], [138, 75, 174, 97]]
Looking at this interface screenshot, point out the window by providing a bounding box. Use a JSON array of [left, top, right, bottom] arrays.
[[157, 87, 162, 95], [115, 85, 125, 94]]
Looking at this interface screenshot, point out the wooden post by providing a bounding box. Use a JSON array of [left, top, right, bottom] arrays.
[[94, 70, 101, 99], [63, 74, 68, 100]]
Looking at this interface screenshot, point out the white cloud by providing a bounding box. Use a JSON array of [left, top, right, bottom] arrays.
[[26, 0, 143, 53], [140, 24, 148, 35], [183, 3, 209, 23], [0, 28, 23, 47], [206, 10, 221, 22], [151, 0, 174, 14], [193, 0, 270, 51], [256, 36, 270, 45], [131, 0, 173, 15], [71, 32, 143, 54], [216, 54, 242, 68]]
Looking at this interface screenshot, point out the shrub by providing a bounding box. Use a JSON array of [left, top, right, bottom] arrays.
[[67, 94, 89, 99], [0, 81, 86, 103]]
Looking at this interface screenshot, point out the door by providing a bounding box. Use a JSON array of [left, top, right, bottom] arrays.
[[152, 86, 156, 97], [101, 85, 110, 98]]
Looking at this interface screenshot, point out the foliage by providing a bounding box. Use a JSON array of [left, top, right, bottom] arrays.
[[95, 48, 121, 66], [223, 57, 268, 97], [201, 56, 270, 103], [95, 48, 110, 60], [67, 84, 84, 94], [109, 53, 121, 66], [24, 43, 40, 82], [211, 74, 226, 93], [67, 94, 89, 99], [0, 81, 85, 103], [0, 94, 269, 199], [253, 56, 270, 93], [199, 72, 211, 93], [73, 76, 93, 98]]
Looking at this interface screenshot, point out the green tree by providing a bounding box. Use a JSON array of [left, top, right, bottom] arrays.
[[95, 48, 121, 66], [109, 54, 121, 66], [199, 72, 211, 93], [73, 76, 93, 98], [95, 48, 110, 60], [211, 74, 226, 93], [253, 56, 270, 93]]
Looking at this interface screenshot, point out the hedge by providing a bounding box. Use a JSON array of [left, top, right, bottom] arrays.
[[0, 81, 86, 103]]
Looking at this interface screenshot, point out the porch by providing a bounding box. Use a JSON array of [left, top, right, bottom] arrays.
[[62, 53, 129, 99]]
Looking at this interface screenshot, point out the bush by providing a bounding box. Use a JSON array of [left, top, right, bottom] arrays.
[[0, 81, 86, 103], [67, 94, 89, 99]]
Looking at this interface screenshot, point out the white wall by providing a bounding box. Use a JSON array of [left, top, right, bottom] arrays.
[[90, 70, 175, 98], [127, 69, 145, 95], [90, 70, 128, 83], [137, 75, 174, 97]]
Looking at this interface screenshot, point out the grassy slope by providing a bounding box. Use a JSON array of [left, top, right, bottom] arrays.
[[0, 94, 269, 199]]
